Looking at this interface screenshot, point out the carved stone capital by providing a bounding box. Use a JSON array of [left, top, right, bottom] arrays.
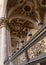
[[0, 17, 9, 29]]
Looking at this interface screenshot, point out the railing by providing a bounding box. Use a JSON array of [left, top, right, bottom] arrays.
[[22, 53, 46, 65], [4, 23, 46, 65]]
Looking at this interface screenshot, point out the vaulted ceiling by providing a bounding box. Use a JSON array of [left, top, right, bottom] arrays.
[[7, 0, 46, 47]]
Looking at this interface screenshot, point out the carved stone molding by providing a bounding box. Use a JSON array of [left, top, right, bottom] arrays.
[[38, 0, 46, 7], [0, 17, 9, 29]]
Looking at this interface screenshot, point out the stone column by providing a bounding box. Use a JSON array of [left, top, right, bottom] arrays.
[[0, 0, 7, 18], [0, 0, 15, 65], [0, 0, 8, 65], [0, 21, 15, 65], [0, 21, 8, 65], [0, 25, 2, 64]]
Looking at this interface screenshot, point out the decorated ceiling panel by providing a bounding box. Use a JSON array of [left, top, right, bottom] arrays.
[[7, 0, 46, 47]]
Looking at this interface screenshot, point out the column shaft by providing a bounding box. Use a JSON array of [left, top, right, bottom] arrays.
[[0, 0, 7, 18], [0, 0, 8, 64], [0, 28, 2, 64], [1, 23, 8, 65]]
